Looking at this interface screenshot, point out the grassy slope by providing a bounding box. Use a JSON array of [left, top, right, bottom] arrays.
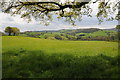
[[76, 30, 117, 37], [2, 36, 118, 56], [86, 30, 116, 37]]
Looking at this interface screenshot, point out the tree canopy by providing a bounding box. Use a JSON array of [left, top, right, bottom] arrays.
[[5, 26, 13, 36], [0, 0, 119, 25], [12, 27, 20, 36], [5, 26, 20, 36]]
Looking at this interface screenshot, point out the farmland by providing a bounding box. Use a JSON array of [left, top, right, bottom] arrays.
[[1, 0, 120, 78], [2, 36, 118, 56], [19, 28, 118, 41], [2, 36, 119, 78]]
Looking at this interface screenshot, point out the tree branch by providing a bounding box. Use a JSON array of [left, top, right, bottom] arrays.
[[4, 1, 90, 14]]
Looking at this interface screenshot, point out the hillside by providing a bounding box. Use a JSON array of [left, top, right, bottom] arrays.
[[19, 28, 118, 41], [24, 28, 101, 33], [103, 28, 117, 31]]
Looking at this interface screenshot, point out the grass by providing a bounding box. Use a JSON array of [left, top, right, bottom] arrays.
[[2, 36, 118, 56], [2, 50, 120, 78], [76, 30, 117, 37], [2, 36, 119, 78], [87, 30, 116, 37]]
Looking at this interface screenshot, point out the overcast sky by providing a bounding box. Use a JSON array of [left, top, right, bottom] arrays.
[[0, 2, 118, 32]]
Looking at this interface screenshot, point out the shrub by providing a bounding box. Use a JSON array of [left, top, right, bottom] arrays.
[[54, 34, 62, 40]]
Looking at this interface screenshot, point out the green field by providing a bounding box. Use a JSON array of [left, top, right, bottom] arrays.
[[2, 36, 119, 78], [2, 36, 118, 56]]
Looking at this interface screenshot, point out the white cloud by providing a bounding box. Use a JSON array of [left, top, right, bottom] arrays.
[[0, 2, 118, 32]]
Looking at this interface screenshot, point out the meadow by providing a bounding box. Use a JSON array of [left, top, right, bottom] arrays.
[[2, 36, 119, 78], [2, 36, 118, 56]]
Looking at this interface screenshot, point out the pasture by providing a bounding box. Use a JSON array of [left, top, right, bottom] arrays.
[[2, 36, 118, 56], [2, 36, 119, 78]]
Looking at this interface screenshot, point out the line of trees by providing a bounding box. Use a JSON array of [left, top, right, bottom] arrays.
[[5, 26, 20, 36]]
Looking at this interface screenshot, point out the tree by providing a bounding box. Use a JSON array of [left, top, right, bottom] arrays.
[[12, 27, 20, 36], [5, 27, 20, 36], [116, 25, 120, 41], [5, 27, 13, 36], [0, 0, 119, 25], [55, 34, 62, 40], [116, 25, 120, 29]]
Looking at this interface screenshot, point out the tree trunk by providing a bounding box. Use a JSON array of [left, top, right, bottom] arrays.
[[13, 33, 16, 36], [8, 33, 11, 36]]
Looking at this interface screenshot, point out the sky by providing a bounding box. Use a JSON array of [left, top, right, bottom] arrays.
[[0, 2, 118, 32]]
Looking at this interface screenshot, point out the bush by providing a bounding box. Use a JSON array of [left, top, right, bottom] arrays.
[[54, 34, 62, 40]]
